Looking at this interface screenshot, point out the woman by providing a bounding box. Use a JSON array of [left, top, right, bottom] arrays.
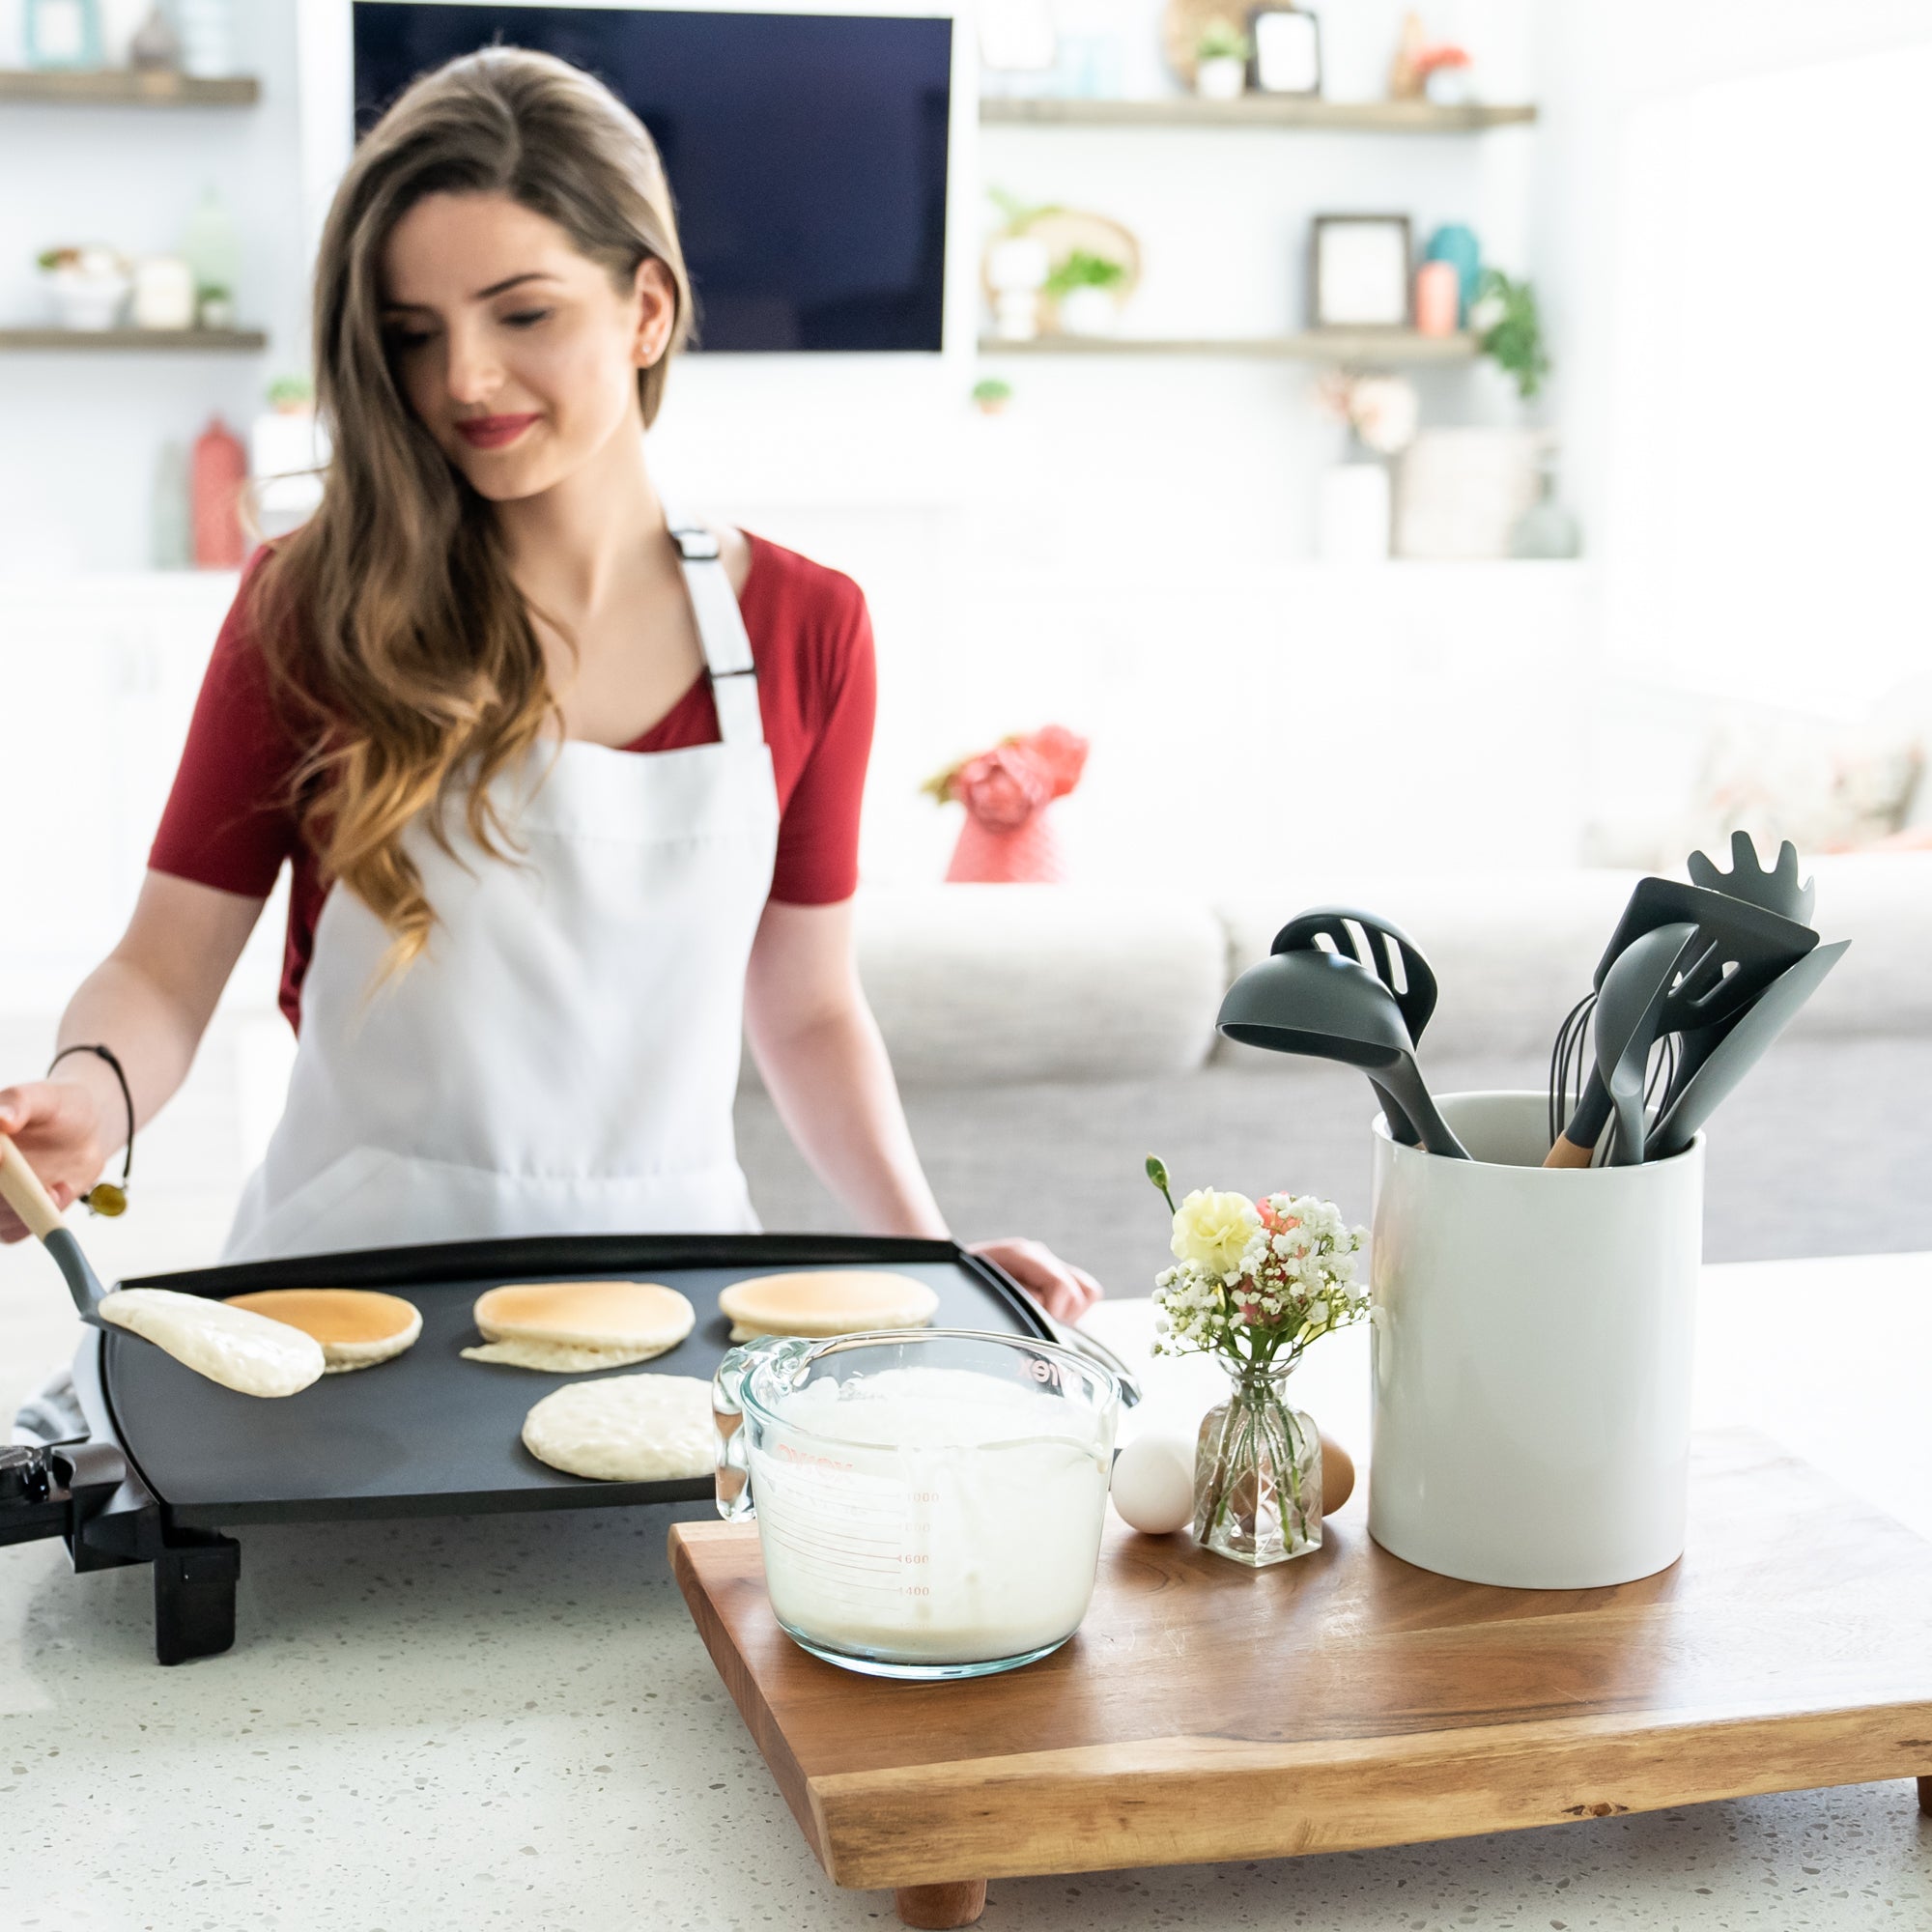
[[0, 48, 1099, 1321]]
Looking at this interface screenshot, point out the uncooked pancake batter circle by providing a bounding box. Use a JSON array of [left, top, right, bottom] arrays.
[[521, 1373, 716, 1482]]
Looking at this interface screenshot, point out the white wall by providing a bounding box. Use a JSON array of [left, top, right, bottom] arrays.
[[1514, 0, 1932, 848], [1527, 0, 1932, 709]]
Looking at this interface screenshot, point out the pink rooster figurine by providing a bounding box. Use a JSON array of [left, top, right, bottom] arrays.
[[924, 724, 1090, 884]]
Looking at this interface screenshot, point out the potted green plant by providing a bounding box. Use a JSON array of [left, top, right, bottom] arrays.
[[1044, 248, 1128, 335], [970, 377, 1013, 417], [1467, 269, 1549, 399], [1195, 18, 1251, 99]]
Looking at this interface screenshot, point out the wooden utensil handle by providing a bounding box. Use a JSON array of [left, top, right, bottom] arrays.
[[1543, 1134, 1596, 1170], [0, 1132, 65, 1240]]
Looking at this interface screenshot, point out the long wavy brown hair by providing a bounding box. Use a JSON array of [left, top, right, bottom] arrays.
[[251, 47, 693, 974]]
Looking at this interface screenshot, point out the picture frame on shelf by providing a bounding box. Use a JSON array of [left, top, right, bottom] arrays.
[[1252, 7, 1321, 96], [1310, 215, 1411, 328]]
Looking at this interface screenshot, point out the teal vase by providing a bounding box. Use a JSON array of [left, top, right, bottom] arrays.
[[1423, 224, 1482, 321]]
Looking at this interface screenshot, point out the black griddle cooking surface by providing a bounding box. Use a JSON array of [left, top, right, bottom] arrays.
[[103, 1235, 1048, 1530]]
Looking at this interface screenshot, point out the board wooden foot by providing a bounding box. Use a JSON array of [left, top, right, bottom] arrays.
[[895, 1879, 986, 1928], [1918, 1775, 1931, 1817]]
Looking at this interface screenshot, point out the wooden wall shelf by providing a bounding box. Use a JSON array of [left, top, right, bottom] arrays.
[[980, 329, 1476, 364], [0, 68, 259, 106], [980, 97, 1535, 131], [0, 327, 268, 352]]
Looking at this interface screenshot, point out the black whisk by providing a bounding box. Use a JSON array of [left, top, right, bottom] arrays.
[[1548, 995, 1681, 1167]]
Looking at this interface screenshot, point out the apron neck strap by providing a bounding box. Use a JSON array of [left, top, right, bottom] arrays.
[[668, 518, 764, 748]]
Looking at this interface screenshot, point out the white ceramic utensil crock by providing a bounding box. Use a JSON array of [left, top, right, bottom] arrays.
[[1368, 1091, 1704, 1589]]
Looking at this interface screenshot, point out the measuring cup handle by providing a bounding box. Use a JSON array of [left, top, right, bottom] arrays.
[[713, 1345, 757, 1521]]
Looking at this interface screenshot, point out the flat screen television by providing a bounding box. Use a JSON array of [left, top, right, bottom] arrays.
[[351, 3, 952, 353]]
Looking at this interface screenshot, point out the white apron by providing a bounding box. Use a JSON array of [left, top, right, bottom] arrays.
[[221, 523, 779, 1264]]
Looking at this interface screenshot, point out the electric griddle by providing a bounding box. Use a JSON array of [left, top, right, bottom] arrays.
[[0, 1233, 1051, 1665]]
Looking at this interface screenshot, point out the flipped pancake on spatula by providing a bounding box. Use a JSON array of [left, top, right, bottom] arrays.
[[224, 1288, 423, 1373], [463, 1279, 696, 1372], [98, 1289, 326, 1398], [717, 1268, 939, 1341]]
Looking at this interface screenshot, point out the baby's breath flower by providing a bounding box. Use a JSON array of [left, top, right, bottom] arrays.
[[1149, 1173, 1368, 1374]]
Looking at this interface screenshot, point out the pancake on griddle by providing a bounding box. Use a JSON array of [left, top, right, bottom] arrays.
[[223, 1288, 422, 1374], [717, 1269, 939, 1342], [462, 1279, 696, 1372], [521, 1373, 714, 1481]]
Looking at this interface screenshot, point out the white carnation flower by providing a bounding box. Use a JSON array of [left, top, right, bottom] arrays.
[[1171, 1188, 1264, 1276]]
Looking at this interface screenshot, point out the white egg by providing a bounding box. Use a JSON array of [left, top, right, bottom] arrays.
[[1109, 1431, 1195, 1535]]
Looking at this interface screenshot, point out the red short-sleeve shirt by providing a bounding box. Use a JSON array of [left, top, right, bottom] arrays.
[[149, 531, 876, 1032]]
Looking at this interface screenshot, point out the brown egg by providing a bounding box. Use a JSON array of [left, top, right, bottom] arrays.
[[1320, 1431, 1356, 1515]]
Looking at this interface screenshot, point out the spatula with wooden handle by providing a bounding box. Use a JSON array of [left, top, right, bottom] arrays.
[[1546, 878, 1816, 1168], [0, 1132, 111, 1322], [0, 1132, 323, 1396], [1546, 923, 1703, 1167]]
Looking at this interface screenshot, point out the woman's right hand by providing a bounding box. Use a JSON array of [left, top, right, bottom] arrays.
[[0, 1081, 107, 1242]]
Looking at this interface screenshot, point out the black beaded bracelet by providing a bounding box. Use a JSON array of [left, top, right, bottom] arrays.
[[46, 1043, 134, 1217]]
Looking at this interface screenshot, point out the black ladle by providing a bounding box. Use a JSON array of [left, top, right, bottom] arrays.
[[1218, 949, 1471, 1160], [1269, 906, 1437, 1147]]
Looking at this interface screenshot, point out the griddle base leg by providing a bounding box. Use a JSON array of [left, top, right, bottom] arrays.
[[895, 1881, 986, 1928], [153, 1530, 240, 1665]]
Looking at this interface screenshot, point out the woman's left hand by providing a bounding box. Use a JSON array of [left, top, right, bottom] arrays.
[[969, 1237, 1103, 1323]]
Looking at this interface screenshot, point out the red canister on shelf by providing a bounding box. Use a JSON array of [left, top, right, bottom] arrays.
[[1414, 260, 1462, 338], [191, 414, 248, 568]]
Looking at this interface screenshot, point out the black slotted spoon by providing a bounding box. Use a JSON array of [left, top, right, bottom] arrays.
[[1270, 907, 1437, 1146]]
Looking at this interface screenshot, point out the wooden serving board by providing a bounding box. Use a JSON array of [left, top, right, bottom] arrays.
[[671, 1431, 1932, 1927]]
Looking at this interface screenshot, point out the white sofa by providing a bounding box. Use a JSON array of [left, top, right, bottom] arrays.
[[737, 857, 1932, 1289], [796, 855, 1932, 1086]]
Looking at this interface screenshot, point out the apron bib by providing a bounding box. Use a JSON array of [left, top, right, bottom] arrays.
[[222, 523, 780, 1264]]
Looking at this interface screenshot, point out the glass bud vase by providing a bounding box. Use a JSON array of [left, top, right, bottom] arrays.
[[1193, 1360, 1322, 1567]]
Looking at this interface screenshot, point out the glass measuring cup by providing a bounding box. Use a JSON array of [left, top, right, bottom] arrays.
[[713, 1328, 1121, 1680]]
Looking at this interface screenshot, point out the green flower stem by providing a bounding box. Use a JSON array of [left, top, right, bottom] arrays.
[[1146, 1154, 1178, 1216]]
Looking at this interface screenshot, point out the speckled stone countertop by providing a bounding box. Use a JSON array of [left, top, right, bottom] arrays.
[[2, 1250, 1929, 1931]]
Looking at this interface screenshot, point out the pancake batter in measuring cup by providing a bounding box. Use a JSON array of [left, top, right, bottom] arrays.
[[749, 1366, 1113, 1668]]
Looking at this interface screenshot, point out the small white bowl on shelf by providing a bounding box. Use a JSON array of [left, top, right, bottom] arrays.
[[42, 248, 132, 331]]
